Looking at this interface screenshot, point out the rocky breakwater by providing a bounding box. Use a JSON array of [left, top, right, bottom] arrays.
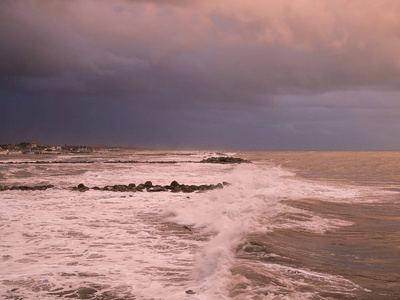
[[73, 180, 231, 193], [200, 157, 251, 164], [0, 184, 54, 191]]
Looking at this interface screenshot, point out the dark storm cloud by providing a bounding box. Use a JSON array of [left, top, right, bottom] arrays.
[[3, 0, 400, 98], [1, 0, 400, 149]]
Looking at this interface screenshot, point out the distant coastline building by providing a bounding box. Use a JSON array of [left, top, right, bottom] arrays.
[[1, 142, 95, 155]]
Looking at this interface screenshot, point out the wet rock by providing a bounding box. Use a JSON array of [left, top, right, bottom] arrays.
[[198, 184, 209, 191], [1, 184, 55, 191], [76, 287, 97, 298], [200, 157, 251, 164], [1, 181, 227, 194], [170, 180, 180, 187], [136, 183, 146, 190], [77, 183, 89, 192], [113, 184, 128, 192], [144, 181, 153, 188], [190, 185, 199, 191], [33, 186, 45, 190], [181, 186, 194, 193], [127, 184, 136, 192]]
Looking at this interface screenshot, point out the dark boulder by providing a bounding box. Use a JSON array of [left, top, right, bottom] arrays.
[[135, 186, 144, 192], [170, 180, 180, 187], [77, 184, 89, 192], [136, 183, 145, 190], [190, 185, 199, 191], [127, 183, 136, 192], [181, 186, 194, 193], [19, 186, 31, 190], [198, 185, 209, 191], [113, 185, 128, 192], [144, 181, 153, 188], [170, 187, 182, 193]]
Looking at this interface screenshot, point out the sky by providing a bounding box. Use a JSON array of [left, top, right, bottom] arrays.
[[1, 0, 400, 150]]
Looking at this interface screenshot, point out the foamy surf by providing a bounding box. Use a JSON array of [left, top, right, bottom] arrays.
[[158, 162, 369, 299], [1, 151, 395, 299]]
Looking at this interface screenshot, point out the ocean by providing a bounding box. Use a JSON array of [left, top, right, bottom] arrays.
[[0, 150, 399, 299]]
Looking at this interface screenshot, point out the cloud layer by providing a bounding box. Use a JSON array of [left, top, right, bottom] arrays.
[[1, 0, 400, 149]]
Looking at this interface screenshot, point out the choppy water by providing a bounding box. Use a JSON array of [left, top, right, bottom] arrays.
[[0, 151, 399, 299]]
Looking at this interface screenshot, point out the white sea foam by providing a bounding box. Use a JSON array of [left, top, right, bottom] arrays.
[[157, 162, 370, 298], [0, 152, 384, 299]]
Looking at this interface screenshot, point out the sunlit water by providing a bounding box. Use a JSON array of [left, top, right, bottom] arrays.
[[1, 151, 399, 299]]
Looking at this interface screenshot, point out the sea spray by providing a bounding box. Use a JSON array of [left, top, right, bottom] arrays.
[[163, 162, 366, 298], [2, 151, 398, 299]]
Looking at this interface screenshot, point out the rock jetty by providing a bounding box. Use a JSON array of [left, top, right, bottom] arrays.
[[0, 182, 231, 193], [72, 181, 231, 193], [0, 156, 251, 164], [0, 184, 54, 191], [200, 157, 251, 164]]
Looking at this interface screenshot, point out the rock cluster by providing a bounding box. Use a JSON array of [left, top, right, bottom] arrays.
[[73, 181, 231, 193], [0, 161, 97, 164], [200, 157, 251, 164], [0, 160, 182, 165], [104, 160, 179, 164], [0, 184, 54, 191], [0, 156, 251, 164]]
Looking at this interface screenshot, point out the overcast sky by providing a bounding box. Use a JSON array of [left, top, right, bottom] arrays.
[[1, 0, 400, 150]]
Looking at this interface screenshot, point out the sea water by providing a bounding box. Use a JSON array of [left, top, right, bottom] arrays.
[[0, 151, 399, 299]]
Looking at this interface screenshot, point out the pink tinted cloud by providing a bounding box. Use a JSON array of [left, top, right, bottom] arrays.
[[2, 0, 400, 98]]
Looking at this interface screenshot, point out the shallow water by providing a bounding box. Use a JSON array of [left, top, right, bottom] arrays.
[[1, 151, 399, 299]]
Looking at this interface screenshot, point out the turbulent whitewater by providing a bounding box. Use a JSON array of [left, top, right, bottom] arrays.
[[1, 150, 399, 299]]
